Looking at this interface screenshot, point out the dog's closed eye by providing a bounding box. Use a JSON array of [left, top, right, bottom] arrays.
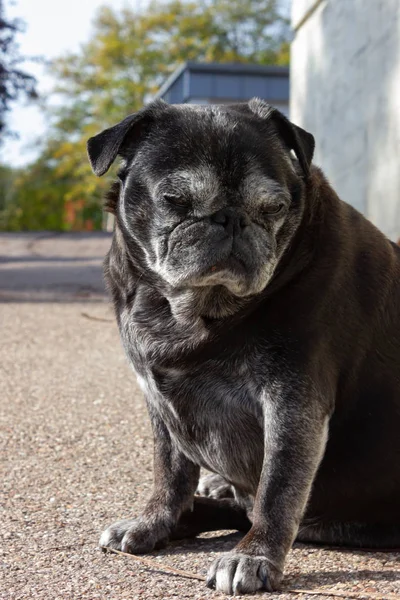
[[163, 194, 189, 211], [261, 203, 285, 217]]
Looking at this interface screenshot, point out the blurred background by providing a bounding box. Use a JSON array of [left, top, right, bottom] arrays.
[[0, 0, 399, 239]]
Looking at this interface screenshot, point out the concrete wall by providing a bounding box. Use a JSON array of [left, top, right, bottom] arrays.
[[290, 0, 400, 240]]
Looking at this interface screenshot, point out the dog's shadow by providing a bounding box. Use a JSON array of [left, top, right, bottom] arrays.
[[160, 531, 243, 556], [161, 533, 400, 560], [157, 534, 400, 590], [284, 567, 400, 592]]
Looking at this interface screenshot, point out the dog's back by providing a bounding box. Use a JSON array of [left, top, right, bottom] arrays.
[[295, 167, 400, 535]]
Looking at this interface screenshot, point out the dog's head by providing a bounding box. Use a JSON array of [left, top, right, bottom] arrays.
[[88, 99, 314, 301]]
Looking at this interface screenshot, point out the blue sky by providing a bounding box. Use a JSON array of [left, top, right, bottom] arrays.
[[1, 0, 133, 167]]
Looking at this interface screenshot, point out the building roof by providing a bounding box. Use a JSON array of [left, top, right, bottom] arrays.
[[154, 61, 289, 105]]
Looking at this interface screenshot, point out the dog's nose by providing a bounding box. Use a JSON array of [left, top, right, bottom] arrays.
[[211, 208, 248, 230]]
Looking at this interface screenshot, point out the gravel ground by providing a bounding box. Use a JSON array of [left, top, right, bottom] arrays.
[[1, 233, 399, 600]]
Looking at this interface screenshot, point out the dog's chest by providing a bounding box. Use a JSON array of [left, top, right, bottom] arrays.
[[136, 358, 264, 492]]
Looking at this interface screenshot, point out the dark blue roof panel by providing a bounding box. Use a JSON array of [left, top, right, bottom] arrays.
[[159, 72, 185, 104], [155, 61, 289, 104]]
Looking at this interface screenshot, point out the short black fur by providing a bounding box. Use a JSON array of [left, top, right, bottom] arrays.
[[87, 99, 400, 595]]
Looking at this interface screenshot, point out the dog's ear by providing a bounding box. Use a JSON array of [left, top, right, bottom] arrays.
[[87, 99, 167, 177], [248, 98, 315, 178]]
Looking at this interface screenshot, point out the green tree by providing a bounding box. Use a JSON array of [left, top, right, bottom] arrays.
[[1, 157, 66, 231], [0, 0, 37, 139], [1, 140, 107, 231], [3, 0, 290, 231], [52, 0, 289, 122], [0, 163, 14, 209], [202, 0, 290, 63]]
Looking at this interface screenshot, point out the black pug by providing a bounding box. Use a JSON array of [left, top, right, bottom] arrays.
[[87, 99, 400, 595]]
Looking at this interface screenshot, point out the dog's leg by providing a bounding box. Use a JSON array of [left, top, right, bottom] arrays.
[[207, 391, 330, 594], [297, 521, 400, 549], [170, 496, 251, 540], [99, 408, 200, 554]]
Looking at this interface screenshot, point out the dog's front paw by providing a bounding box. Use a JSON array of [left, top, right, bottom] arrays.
[[206, 552, 282, 595], [99, 517, 169, 554], [196, 473, 234, 499]]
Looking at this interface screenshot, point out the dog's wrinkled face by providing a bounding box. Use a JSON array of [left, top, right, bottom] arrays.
[[126, 126, 294, 297], [88, 99, 314, 301]]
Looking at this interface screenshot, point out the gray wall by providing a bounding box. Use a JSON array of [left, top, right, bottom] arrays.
[[290, 0, 400, 240]]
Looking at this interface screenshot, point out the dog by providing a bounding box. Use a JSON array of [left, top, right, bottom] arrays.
[[87, 99, 400, 595]]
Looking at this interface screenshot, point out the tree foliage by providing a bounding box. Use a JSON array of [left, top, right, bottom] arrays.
[[1, 0, 290, 231], [0, 0, 37, 139], [51, 0, 289, 132]]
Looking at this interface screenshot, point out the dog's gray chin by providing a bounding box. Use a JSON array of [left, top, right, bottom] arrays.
[[167, 265, 275, 298], [190, 274, 261, 297], [156, 249, 278, 300]]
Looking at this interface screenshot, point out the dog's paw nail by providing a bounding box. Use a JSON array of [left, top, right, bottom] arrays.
[[258, 564, 274, 592], [206, 576, 216, 589], [233, 582, 243, 595], [154, 536, 169, 550]]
